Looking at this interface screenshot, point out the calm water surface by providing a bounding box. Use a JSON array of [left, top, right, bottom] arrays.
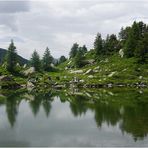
[[0, 88, 148, 146]]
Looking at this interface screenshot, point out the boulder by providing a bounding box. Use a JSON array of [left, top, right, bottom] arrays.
[[0, 75, 13, 81], [79, 79, 85, 83], [85, 69, 93, 75], [23, 67, 35, 76], [94, 66, 100, 70], [93, 70, 99, 73], [27, 81, 35, 88], [108, 71, 116, 77], [16, 63, 21, 67], [119, 49, 124, 58], [88, 75, 94, 78], [86, 59, 95, 65], [139, 76, 143, 80], [64, 76, 67, 79], [50, 63, 55, 67], [70, 70, 83, 74], [68, 61, 72, 65], [104, 58, 109, 63], [0, 75, 21, 89], [23, 64, 27, 68]]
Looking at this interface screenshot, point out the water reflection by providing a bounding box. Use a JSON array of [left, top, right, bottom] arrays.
[[0, 88, 148, 145]]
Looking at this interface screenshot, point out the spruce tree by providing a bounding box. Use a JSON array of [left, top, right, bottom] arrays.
[[81, 45, 87, 54], [124, 21, 140, 58], [135, 33, 148, 63], [30, 50, 41, 72], [42, 47, 53, 71], [59, 56, 67, 64], [5, 40, 18, 73], [94, 33, 103, 56], [69, 43, 79, 58], [74, 49, 84, 68], [105, 34, 119, 55]]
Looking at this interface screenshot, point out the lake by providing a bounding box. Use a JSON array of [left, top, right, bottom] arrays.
[[0, 88, 148, 147]]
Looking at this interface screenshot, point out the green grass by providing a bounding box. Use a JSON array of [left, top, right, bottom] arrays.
[[52, 53, 148, 85]]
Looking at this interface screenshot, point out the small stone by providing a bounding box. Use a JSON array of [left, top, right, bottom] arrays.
[[70, 70, 83, 74], [79, 79, 85, 83], [88, 75, 94, 78], [119, 49, 124, 58], [108, 71, 116, 77], [94, 66, 100, 70], [139, 76, 143, 80], [85, 69, 93, 75], [23, 67, 35, 76]]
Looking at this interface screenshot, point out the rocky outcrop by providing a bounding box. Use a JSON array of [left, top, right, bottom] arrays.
[[23, 67, 35, 76], [108, 71, 117, 77], [119, 49, 124, 58], [70, 70, 83, 74], [84, 69, 94, 75], [0, 75, 21, 89]]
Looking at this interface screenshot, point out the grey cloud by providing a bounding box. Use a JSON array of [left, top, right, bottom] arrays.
[[0, 1, 30, 31], [0, 0, 148, 59], [0, 1, 30, 13], [0, 14, 17, 31], [0, 36, 24, 43]]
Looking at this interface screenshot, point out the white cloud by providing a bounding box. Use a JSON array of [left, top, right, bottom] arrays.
[[0, 0, 148, 59]]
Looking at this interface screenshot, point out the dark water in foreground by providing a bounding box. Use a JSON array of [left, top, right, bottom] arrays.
[[0, 88, 148, 147]]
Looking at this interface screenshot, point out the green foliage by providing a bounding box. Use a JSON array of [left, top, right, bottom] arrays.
[[94, 33, 120, 58], [104, 34, 120, 55], [80, 45, 88, 54], [59, 55, 67, 64], [42, 47, 53, 71], [124, 22, 140, 57], [74, 49, 85, 68], [69, 43, 79, 58], [135, 33, 148, 63], [124, 21, 148, 61], [94, 33, 103, 56], [5, 40, 18, 73], [30, 50, 41, 72]]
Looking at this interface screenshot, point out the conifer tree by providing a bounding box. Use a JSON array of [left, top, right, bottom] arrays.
[[69, 43, 79, 58], [42, 47, 53, 71], [30, 50, 41, 72], [5, 40, 18, 73], [124, 21, 140, 57], [59, 55, 67, 64], [74, 49, 84, 68]]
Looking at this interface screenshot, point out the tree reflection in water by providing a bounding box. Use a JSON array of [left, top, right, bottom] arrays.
[[0, 88, 148, 141]]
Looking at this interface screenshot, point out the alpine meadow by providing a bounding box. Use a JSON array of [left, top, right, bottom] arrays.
[[0, 0, 148, 147]]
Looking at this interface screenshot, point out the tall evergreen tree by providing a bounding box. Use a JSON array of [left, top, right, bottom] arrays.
[[119, 27, 131, 41], [105, 34, 119, 55], [138, 21, 147, 38], [59, 55, 67, 64], [74, 49, 84, 68], [42, 47, 53, 71], [30, 50, 41, 72], [5, 40, 18, 73], [135, 33, 148, 63], [94, 33, 103, 56], [124, 21, 140, 57], [81, 45, 87, 54], [69, 43, 79, 58], [118, 26, 131, 49]]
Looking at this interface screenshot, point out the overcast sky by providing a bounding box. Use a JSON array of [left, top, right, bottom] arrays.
[[0, 0, 148, 59]]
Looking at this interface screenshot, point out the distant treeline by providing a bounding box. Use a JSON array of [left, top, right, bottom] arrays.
[[1, 21, 148, 74], [69, 21, 148, 68]]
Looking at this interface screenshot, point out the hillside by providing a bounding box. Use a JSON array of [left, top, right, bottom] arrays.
[[0, 48, 28, 65], [46, 51, 148, 87]]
